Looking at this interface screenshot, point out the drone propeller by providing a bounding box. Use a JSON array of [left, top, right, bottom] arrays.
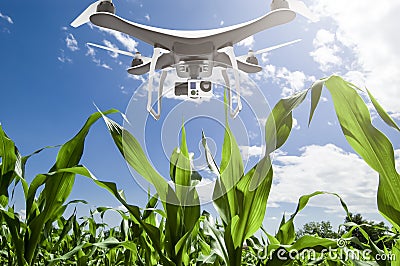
[[87, 42, 151, 64], [237, 38, 302, 61], [71, 0, 116, 28], [71, 1, 101, 28], [287, 0, 318, 22]]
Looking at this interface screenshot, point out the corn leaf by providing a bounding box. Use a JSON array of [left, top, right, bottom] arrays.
[[25, 109, 117, 264], [100, 114, 173, 205], [366, 88, 400, 132], [50, 165, 176, 266], [322, 76, 400, 230], [265, 90, 308, 154], [202, 214, 229, 264], [0, 125, 20, 207], [230, 156, 273, 248], [202, 131, 230, 225], [276, 191, 349, 245], [392, 240, 400, 266], [308, 78, 326, 126], [219, 119, 243, 220]]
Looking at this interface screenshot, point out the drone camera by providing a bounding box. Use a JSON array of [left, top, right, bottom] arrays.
[[174, 82, 188, 96], [174, 80, 213, 98]]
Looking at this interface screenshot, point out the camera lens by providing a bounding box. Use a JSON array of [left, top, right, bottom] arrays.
[[200, 81, 212, 92]]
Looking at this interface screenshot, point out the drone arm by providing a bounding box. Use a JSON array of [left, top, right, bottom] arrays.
[[147, 47, 163, 120], [223, 46, 242, 118]]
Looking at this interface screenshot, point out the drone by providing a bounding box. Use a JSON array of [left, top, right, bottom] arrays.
[[71, 0, 317, 119]]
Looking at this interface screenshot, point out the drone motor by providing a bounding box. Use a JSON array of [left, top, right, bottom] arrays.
[[96, 0, 116, 14]]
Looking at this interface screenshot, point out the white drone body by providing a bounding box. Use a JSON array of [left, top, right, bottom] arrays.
[[71, 0, 317, 119]]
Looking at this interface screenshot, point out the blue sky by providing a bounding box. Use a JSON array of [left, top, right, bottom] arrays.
[[1, 0, 399, 233]]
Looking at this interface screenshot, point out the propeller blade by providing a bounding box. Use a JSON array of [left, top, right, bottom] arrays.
[[237, 39, 302, 60], [87, 42, 135, 57], [71, 1, 100, 28], [287, 0, 318, 22], [253, 38, 301, 55], [87, 42, 153, 65]]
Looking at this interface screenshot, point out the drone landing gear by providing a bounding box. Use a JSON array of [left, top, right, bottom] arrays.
[[147, 47, 164, 120], [221, 46, 242, 118]]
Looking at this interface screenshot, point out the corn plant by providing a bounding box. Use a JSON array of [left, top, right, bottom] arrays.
[[1, 75, 399, 265], [0, 109, 120, 265]]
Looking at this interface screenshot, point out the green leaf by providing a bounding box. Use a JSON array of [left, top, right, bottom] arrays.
[[1, 208, 27, 266], [218, 118, 243, 220], [202, 131, 229, 225], [265, 90, 308, 154], [142, 193, 158, 221], [212, 177, 230, 225], [308, 78, 326, 126], [167, 123, 201, 263], [50, 165, 176, 266], [323, 76, 400, 230], [201, 131, 220, 176], [100, 113, 173, 205], [0, 124, 20, 206], [202, 213, 230, 264], [366, 88, 400, 132], [289, 235, 338, 251], [25, 109, 117, 264], [169, 125, 191, 201], [276, 191, 349, 245], [231, 156, 273, 248], [392, 240, 400, 266]]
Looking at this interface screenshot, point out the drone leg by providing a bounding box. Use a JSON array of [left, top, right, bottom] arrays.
[[147, 47, 162, 119], [224, 46, 242, 118], [221, 68, 231, 109], [148, 69, 166, 120]]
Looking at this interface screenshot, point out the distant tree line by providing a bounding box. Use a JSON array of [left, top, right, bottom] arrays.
[[296, 213, 396, 249]]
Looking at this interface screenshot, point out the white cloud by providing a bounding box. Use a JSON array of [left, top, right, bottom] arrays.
[[392, 113, 400, 121], [0, 12, 13, 24], [310, 0, 400, 113], [98, 27, 138, 52], [309, 29, 342, 72], [237, 36, 255, 48], [86, 45, 95, 57], [127, 72, 146, 83], [276, 67, 315, 97], [103, 39, 119, 58], [268, 144, 394, 214], [313, 29, 335, 46], [196, 178, 216, 203], [261, 53, 269, 64], [57, 49, 72, 63], [254, 63, 315, 97], [292, 117, 300, 130], [65, 33, 79, 52], [85, 45, 112, 70], [239, 145, 265, 159]]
